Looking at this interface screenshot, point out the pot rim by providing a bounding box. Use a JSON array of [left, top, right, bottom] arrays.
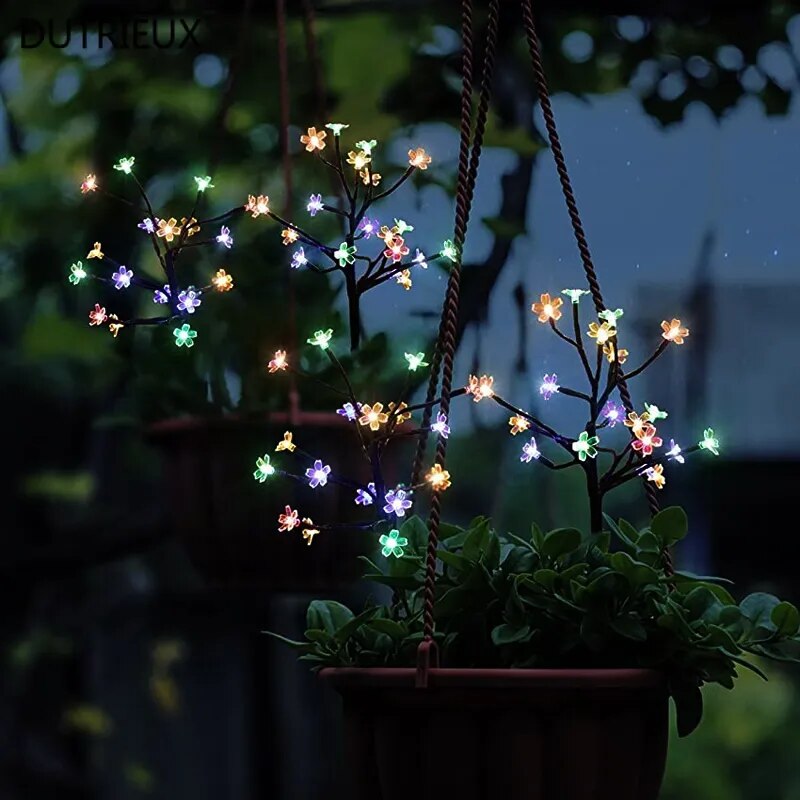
[[320, 667, 666, 690]]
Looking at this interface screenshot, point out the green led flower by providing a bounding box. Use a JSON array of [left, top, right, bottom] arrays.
[[113, 156, 135, 174], [325, 122, 349, 136], [253, 454, 276, 482], [562, 289, 589, 304], [379, 529, 408, 558], [441, 240, 458, 263], [68, 261, 87, 285], [644, 403, 668, 421], [699, 428, 720, 456], [307, 328, 333, 350], [598, 307, 624, 327], [355, 138, 377, 154], [404, 352, 428, 371], [333, 242, 357, 266], [394, 218, 414, 235], [173, 323, 197, 348], [194, 175, 214, 192], [571, 431, 599, 461]]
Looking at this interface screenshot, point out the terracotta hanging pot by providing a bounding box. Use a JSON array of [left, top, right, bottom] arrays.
[[322, 667, 668, 800], [148, 412, 408, 590]]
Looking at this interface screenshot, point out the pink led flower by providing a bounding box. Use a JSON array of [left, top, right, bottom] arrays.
[[88, 304, 107, 326], [278, 506, 300, 532]]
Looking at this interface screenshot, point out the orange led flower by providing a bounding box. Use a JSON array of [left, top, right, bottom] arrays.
[[268, 350, 288, 373], [385, 236, 410, 263], [346, 150, 371, 170], [631, 424, 663, 457], [395, 270, 412, 290], [531, 293, 563, 323], [245, 194, 270, 218], [467, 374, 495, 402], [212, 269, 234, 292], [602, 343, 629, 364], [359, 403, 389, 431], [587, 321, 616, 345], [359, 168, 381, 186], [645, 464, 666, 490], [88, 304, 107, 326], [508, 415, 531, 435], [108, 320, 124, 338], [408, 148, 432, 169], [300, 127, 327, 152], [276, 431, 296, 453], [278, 506, 300, 532], [301, 519, 320, 545], [388, 401, 411, 424], [624, 411, 651, 436], [180, 217, 200, 237], [87, 241, 104, 259], [81, 174, 98, 194], [156, 218, 181, 242], [379, 225, 398, 244], [661, 318, 689, 344], [281, 228, 299, 246], [426, 464, 451, 492]]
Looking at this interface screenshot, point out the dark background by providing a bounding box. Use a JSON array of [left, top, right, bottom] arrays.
[[2, 0, 800, 797]]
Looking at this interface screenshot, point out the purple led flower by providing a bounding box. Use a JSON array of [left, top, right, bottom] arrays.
[[431, 412, 450, 439], [138, 218, 155, 234], [112, 265, 133, 290], [337, 402, 360, 422], [153, 284, 172, 304], [216, 226, 233, 249], [177, 287, 202, 314], [383, 488, 412, 517], [307, 193, 324, 217], [539, 374, 559, 400], [602, 401, 624, 427], [520, 437, 541, 463], [305, 460, 331, 489], [667, 439, 685, 464], [291, 248, 308, 270], [355, 482, 376, 506], [413, 249, 427, 269], [357, 217, 379, 239]]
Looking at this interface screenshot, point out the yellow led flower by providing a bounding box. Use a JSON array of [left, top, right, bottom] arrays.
[[508, 415, 531, 435], [245, 194, 270, 218], [661, 318, 689, 344], [388, 401, 411, 424], [80, 174, 98, 194], [301, 519, 320, 545], [408, 147, 432, 169], [87, 241, 104, 259], [346, 150, 371, 171], [587, 321, 616, 345], [379, 225, 399, 244], [281, 228, 299, 246], [531, 293, 563, 323], [300, 127, 327, 152], [395, 270, 412, 290], [645, 464, 666, 490], [156, 218, 182, 242], [108, 315, 124, 338], [359, 403, 389, 431], [602, 343, 629, 364], [467, 374, 495, 402], [359, 168, 381, 186], [426, 464, 451, 492], [276, 431, 296, 452], [624, 411, 650, 436], [212, 269, 234, 292], [268, 350, 288, 373], [180, 217, 200, 237]]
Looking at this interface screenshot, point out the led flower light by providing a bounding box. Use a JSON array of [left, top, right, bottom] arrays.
[[302, 524, 320, 545], [602, 343, 628, 364], [667, 439, 685, 464], [276, 431, 296, 452], [153, 285, 171, 304], [245, 194, 270, 218], [138, 218, 156, 234], [88, 304, 107, 326], [413, 249, 428, 269], [325, 122, 349, 136], [112, 265, 134, 290], [562, 288, 588, 303], [631, 424, 663, 457], [408, 148, 432, 169], [347, 150, 371, 170], [539, 374, 559, 400], [385, 236, 410, 263], [355, 484, 376, 506], [337, 402, 359, 421], [113, 156, 135, 174], [431, 412, 450, 439], [426, 464, 451, 492], [379, 529, 408, 558], [587, 321, 615, 345], [644, 403, 668, 421], [520, 437, 541, 463], [357, 217, 379, 239], [661, 318, 689, 344], [395, 270, 412, 290], [379, 225, 397, 244], [194, 175, 214, 192], [644, 464, 666, 489], [531, 293, 563, 323], [467, 374, 495, 402], [181, 217, 201, 237], [278, 506, 300, 532], [69, 262, 87, 285], [307, 329, 333, 349], [268, 350, 288, 373], [305, 460, 331, 488], [108, 319, 124, 338], [173, 323, 197, 348], [177, 288, 201, 313], [359, 168, 381, 186], [81, 174, 98, 194], [333, 242, 357, 266], [624, 411, 650, 436], [572, 431, 599, 461], [281, 228, 299, 246], [212, 269, 234, 292], [216, 226, 234, 248], [598, 308, 624, 327], [602, 401, 624, 427], [355, 139, 377, 154], [394, 219, 414, 235], [388, 402, 411, 424], [699, 428, 720, 456], [441, 240, 458, 262], [383, 488, 412, 517], [508, 415, 531, 435], [253, 455, 275, 482], [300, 127, 327, 152], [307, 194, 324, 216], [358, 403, 389, 432], [157, 218, 181, 242], [404, 352, 428, 371], [88, 242, 104, 259]]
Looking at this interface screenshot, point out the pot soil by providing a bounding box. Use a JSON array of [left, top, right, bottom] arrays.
[[322, 667, 668, 800]]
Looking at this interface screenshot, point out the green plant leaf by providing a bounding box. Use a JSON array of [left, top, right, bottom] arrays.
[[609, 551, 660, 588], [462, 518, 494, 561], [670, 679, 704, 737], [368, 619, 408, 640], [306, 600, 354, 635], [541, 528, 582, 559], [398, 515, 429, 553], [610, 615, 647, 641], [771, 602, 800, 636], [740, 592, 781, 630], [491, 624, 532, 645], [650, 506, 688, 546]]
